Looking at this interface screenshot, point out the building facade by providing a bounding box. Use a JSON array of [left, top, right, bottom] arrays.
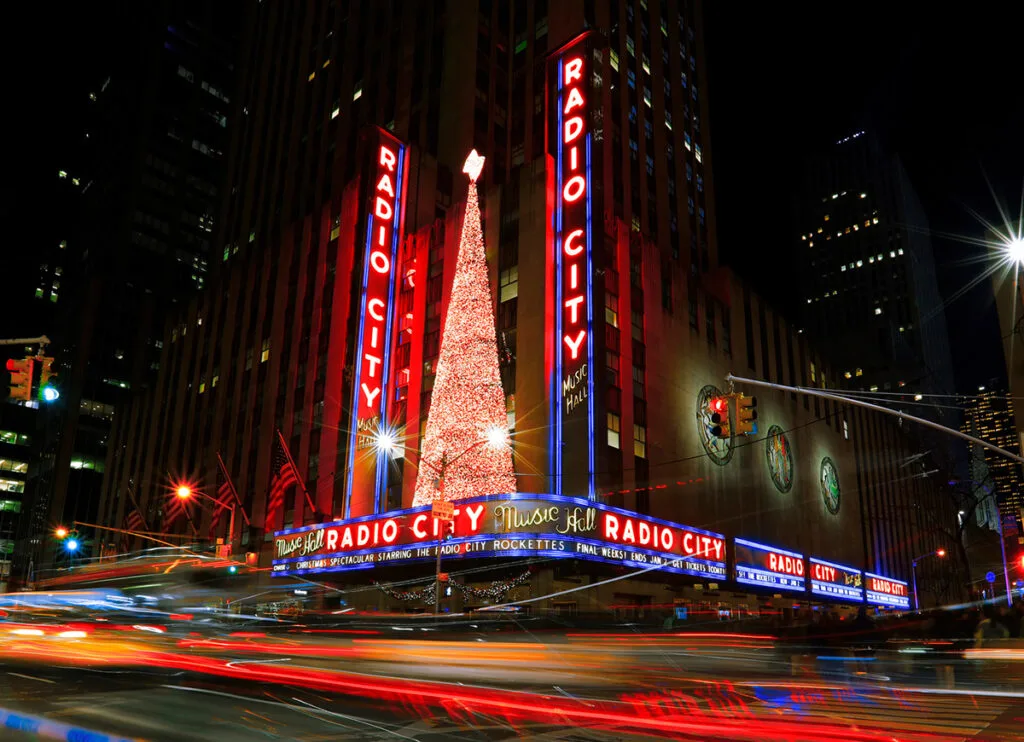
[[14, 1, 243, 578], [795, 132, 955, 405], [97, 0, 960, 609]]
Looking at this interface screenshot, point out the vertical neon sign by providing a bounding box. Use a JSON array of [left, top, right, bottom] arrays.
[[346, 130, 408, 517], [551, 38, 596, 499]]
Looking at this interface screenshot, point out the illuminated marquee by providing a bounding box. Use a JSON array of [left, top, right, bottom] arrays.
[[809, 557, 864, 602], [734, 537, 806, 592], [550, 35, 596, 498], [865, 572, 910, 609], [272, 493, 727, 580], [346, 130, 408, 517]]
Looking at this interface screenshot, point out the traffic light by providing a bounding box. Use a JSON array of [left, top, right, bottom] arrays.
[[6, 357, 34, 402], [736, 394, 758, 436], [709, 396, 731, 439], [37, 356, 59, 402]]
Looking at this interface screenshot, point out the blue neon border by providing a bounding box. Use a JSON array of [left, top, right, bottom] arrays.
[[345, 141, 407, 518], [276, 492, 726, 540], [272, 532, 727, 579], [553, 58, 564, 496], [864, 571, 910, 608], [735, 537, 804, 561], [374, 144, 406, 513], [809, 557, 864, 602]]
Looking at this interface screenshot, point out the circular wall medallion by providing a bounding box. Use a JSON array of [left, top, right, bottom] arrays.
[[696, 384, 734, 466], [820, 457, 841, 515], [764, 425, 794, 493]]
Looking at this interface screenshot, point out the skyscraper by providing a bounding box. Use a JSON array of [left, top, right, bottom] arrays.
[[15, 1, 242, 577], [796, 131, 955, 404], [961, 383, 1024, 538]]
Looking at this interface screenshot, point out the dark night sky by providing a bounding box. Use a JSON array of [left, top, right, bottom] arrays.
[[705, 5, 1024, 393]]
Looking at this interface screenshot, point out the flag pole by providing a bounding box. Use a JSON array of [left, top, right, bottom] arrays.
[[277, 429, 317, 516]]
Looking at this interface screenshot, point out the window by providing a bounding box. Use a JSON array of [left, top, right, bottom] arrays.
[[605, 293, 619, 327], [843, 419, 849, 440], [261, 338, 271, 363], [633, 424, 647, 458], [610, 49, 620, 71], [0, 479, 24, 493], [607, 351, 620, 388], [34, 288, 43, 299], [632, 365, 645, 399], [0, 431, 30, 446], [631, 309, 643, 341], [0, 459, 28, 474], [245, 348, 253, 371], [500, 266, 518, 302], [695, 144, 703, 163], [353, 84, 363, 101], [607, 413, 621, 449]]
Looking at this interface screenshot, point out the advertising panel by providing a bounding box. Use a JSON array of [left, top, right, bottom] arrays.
[[734, 537, 806, 592], [809, 557, 864, 602], [273, 493, 727, 580], [865, 572, 910, 609]]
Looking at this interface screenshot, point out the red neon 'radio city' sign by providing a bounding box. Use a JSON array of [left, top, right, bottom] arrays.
[[559, 53, 589, 368], [346, 130, 407, 517], [770, 553, 805, 577], [868, 575, 907, 597], [550, 34, 597, 498]]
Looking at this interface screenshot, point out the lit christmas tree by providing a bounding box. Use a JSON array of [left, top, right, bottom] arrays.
[[412, 150, 516, 504]]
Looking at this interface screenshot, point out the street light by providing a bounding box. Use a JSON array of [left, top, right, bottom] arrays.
[[175, 485, 192, 499], [64, 538, 79, 553], [54, 527, 68, 540], [911, 548, 946, 611], [171, 483, 247, 555], [1006, 237, 1024, 265], [371, 424, 512, 613]]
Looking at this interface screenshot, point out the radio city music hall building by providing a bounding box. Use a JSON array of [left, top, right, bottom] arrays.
[[98, 0, 960, 612]]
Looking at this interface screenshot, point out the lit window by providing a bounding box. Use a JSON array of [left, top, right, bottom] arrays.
[[695, 144, 703, 163], [843, 371, 852, 379], [49, 292, 58, 303], [898, 248, 904, 255], [684, 133, 692, 151], [322, 58, 330, 68], [869, 257, 874, 263], [642, 56, 651, 75], [890, 250, 896, 258], [841, 265, 846, 272], [58, 170, 67, 179], [499, 266, 519, 302], [856, 260, 863, 267], [877, 254, 883, 261], [872, 217, 879, 224], [832, 194, 838, 200], [607, 413, 621, 449], [605, 293, 619, 327], [308, 71, 316, 82], [824, 215, 830, 222], [331, 107, 340, 119], [843, 420, 849, 440], [34, 288, 43, 299], [665, 112, 672, 130], [353, 85, 362, 101], [810, 363, 817, 383], [860, 193, 866, 199], [260, 339, 271, 363], [634, 425, 647, 458], [626, 37, 635, 56], [855, 368, 863, 377], [0, 478, 25, 494], [874, 307, 882, 315], [643, 87, 652, 107], [869, 385, 879, 392], [59, 240, 67, 249], [610, 49, 619, 71]]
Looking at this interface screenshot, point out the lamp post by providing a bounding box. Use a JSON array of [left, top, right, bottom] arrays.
[[175, 485, 246, 555], [373, 425, 510, 615], [912, 548, 946, 611], [950, 477, 1012, 608]]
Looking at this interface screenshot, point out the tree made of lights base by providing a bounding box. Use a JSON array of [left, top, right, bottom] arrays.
[[412, 151, 516, 504]]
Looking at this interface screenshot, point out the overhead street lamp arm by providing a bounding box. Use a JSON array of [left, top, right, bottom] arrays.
[[725, 374, 1024, 468], [0, 336, 51, 349]]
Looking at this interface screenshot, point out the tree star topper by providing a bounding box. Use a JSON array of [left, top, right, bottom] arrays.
[[463, 149, 485, 183]]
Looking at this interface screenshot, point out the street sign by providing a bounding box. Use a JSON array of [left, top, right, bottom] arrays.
[[986, 571, 996, 584], [431, 500, 455, 521]]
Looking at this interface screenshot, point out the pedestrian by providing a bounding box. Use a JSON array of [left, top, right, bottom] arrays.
[[974, 605, 1009, 648]]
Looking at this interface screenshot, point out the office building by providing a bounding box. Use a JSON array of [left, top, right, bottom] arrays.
[[98, 0, 962, 609], [14, 1, 242, 578], [795, 131, 955, 405], [961, 382, 1024, 538]]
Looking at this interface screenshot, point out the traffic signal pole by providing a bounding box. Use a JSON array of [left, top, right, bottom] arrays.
[[726, 373, 1016, 606]]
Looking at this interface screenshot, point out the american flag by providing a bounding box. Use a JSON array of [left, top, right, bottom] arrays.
[[120, 508, 145, 552], [266, 434, 300, 530], [162, 492, 187, 531], [210, 458, 237, 535]]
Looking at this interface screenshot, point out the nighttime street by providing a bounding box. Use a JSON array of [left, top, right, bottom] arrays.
[[3, 0, 1024, 739]]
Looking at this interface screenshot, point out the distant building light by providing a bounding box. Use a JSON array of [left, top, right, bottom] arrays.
[[353, 86, 362, 101], [874, 307, 882, 315], [331, 107, 340, 119], [860, 193, 867, 198], [914, 394, 923, 401]]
